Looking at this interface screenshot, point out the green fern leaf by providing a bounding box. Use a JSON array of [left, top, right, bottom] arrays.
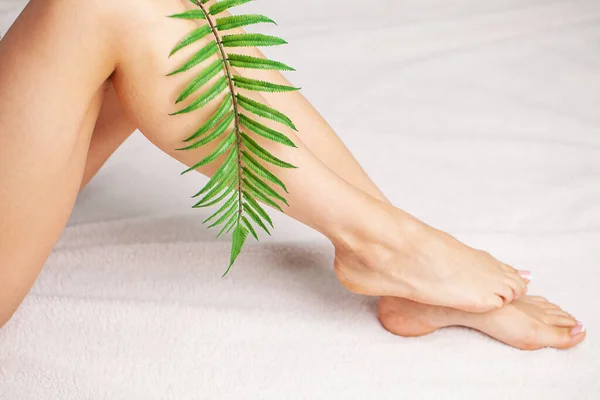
[[216, 14, 275, 31], [224, 224, 249, 276], [243, 179, 283, 212], [242, 217, 259, 240], [195, 169, 238, 203], [242, 203, 270, 234], [177, 111, 234, 150], [192, 167, 237, 206], [174, 60, 222, 103], [227, 54, 294, 71], [193, 160, 236, 200], [209, 0, 253, 15], [183, 94, 232, 142], [192, 188, 229, 208], [192, 148, 236, 197], [243, 192, 274, 227], [234, 76, 299, 92], [203, 192, 237, 223], [239, 114, 295, 147], [167, 10, 207, 20], [236, 94, 296, 130], [170, 25, 212, 57], [182, 131, 236, 173], [221, 33, 286, 48], [242, 151, 288, 193], [226, 220, 238, 234], [208, 202, 238, 228], [168, 42, 219, 77], [240, 132, 296, 169], [217, 214, 238, 238], [170, 76, 228, 115], [243, 167, 288, 205]]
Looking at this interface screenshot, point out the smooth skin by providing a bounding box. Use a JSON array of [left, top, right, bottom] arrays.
[[0, 0, 585, 349]]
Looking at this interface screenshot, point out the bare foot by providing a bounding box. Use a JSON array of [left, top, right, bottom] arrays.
[[378, 295, 586, 350], [333, 204, 530, 313]]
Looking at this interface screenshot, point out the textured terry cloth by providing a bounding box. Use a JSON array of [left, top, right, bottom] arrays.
[[1, 0, 600, 399]]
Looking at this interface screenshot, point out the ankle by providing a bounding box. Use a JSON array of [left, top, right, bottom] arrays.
[[332, 202, 429, 267]]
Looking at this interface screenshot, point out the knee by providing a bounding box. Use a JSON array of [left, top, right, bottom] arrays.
[[42, 0, 183, 37]]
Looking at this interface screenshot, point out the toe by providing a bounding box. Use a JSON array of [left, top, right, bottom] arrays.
[[546, 309, 576, 319], [470, 294, 504, 312], [504, 276, 525, 299], [538, 322, 586, 349], [502, 264, 529, 294], [496, 285, 515, 305], [543, 314, 578, 327], [516, 269, 532, 282], [489, 294, 505, 310], [499, 263, 514, 274], [502, 263, 531, 283]]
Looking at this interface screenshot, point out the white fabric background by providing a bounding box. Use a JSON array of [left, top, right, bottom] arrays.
[[1, 0, 599, 398]]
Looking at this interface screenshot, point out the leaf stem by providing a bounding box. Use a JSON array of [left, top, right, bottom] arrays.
[[193, 0, 244, 223]]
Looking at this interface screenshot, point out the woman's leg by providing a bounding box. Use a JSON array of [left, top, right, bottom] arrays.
[[72, 5, 584, 350], [80, 82, 137, 190], [226, 33, 584, 348], [0, 0, 118, 326], [78, 65, 586, 352], [0, 0, 527, 328], [116, 0, 533, 314]]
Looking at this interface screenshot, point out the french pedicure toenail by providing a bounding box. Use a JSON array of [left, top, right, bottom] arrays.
[[517, 270, 532, 281], [570, 323, 585, 335]]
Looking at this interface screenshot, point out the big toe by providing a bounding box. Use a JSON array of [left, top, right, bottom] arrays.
[[537, 322, 586, 350], [516, 269, 532, 283], [504, 266, 530, 298]]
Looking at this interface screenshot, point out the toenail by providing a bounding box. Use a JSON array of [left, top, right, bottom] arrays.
[[570, 323, 585, 335], [517, 270, 532, 281]]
